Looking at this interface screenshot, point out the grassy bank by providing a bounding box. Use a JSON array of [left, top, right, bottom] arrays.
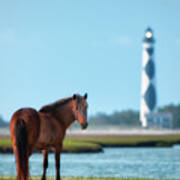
[[64, 134, 180, 149], [0, 134, 180, 153], [69, 134, 180, 147], [0, 138, 102, 153], [0, 177, 177, 180]]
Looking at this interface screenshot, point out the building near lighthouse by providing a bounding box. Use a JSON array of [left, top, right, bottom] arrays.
[[140, 27, 173, 129]]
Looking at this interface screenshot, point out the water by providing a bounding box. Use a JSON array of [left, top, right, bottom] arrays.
[[0, 146, 180, 179]]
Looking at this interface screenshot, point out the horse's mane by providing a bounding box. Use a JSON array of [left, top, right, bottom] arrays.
[[39, 97, 73, 113]]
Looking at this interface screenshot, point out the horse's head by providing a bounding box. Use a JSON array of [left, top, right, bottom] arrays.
[[73, 93, 88, 130]]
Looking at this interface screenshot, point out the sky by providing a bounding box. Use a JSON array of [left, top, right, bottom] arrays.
[[1, 0, 180, 121]]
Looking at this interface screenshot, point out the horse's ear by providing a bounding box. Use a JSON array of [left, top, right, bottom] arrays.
[[84, 93, 88, 99], [73, 94, 77, 100]]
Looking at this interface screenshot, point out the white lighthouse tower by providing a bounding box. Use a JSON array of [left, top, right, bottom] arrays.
[[140, 27, 157, 128]]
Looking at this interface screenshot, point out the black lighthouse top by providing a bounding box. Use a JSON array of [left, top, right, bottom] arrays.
[[143, 27, 155, 43]]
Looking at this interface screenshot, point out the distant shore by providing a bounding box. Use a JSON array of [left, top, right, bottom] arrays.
[[1, 127, 180, 136], [1, 131, 180, 154], [66, 129, 180, 136]]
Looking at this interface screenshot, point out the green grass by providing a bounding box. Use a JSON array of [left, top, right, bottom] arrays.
[[0, 138, 102, 153], [63, 140, 102, 153], [72, 135, 180, 147], [0, 139, 11, 147], [0, 177, 177, 180], [1, 135, 180, 153]]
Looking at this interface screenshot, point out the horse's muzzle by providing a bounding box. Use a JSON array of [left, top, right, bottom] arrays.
[[80, 122, 88, 130]]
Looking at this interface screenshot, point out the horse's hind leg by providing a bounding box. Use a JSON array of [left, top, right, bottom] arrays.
[[41, 150, 48, 180], [11, 119, 29, 180], [13, 148, 21, 180]]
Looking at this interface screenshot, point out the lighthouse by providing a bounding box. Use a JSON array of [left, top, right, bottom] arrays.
[[140, 27, 157, 128]]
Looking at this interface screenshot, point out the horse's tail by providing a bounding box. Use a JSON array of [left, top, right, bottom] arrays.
[[14, 119, 28, 179]]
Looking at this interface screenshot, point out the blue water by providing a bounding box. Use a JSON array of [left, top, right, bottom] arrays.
[[0, 146, 180, 179]]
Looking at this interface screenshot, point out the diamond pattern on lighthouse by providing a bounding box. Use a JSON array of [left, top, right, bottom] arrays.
[[144, 83, 156, 111], [145, 60, 155, 79], [140, 27, 157, 128], [146, 47, 154, 56]]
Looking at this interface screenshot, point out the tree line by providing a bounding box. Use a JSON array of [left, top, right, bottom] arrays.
[[89, 103, 180, 129], [0, 115, 8, 127], [0, 103, 180, 129], [159, 104, 180, 129]]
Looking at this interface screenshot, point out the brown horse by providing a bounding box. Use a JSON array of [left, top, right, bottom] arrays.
[[10, 93, 88, 180]]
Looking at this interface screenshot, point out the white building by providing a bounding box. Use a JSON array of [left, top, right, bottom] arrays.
[[146, 113, 173, 129]]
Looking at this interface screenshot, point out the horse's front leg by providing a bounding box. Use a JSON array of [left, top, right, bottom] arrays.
[[55, 148, 61, 180], [41, 150, 48, 180]]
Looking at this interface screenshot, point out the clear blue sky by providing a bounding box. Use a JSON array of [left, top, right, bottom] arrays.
[[1, 0, 180, 121]]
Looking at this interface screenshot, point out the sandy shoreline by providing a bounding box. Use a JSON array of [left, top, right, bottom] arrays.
[[1, 128, 180, 138], [66, 129, 180, 137]]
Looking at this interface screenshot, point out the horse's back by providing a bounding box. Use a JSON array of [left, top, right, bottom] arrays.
[[10, 108, 40, 147]]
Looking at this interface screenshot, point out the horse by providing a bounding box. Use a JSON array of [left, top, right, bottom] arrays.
[[10, 93, 88, 180]]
